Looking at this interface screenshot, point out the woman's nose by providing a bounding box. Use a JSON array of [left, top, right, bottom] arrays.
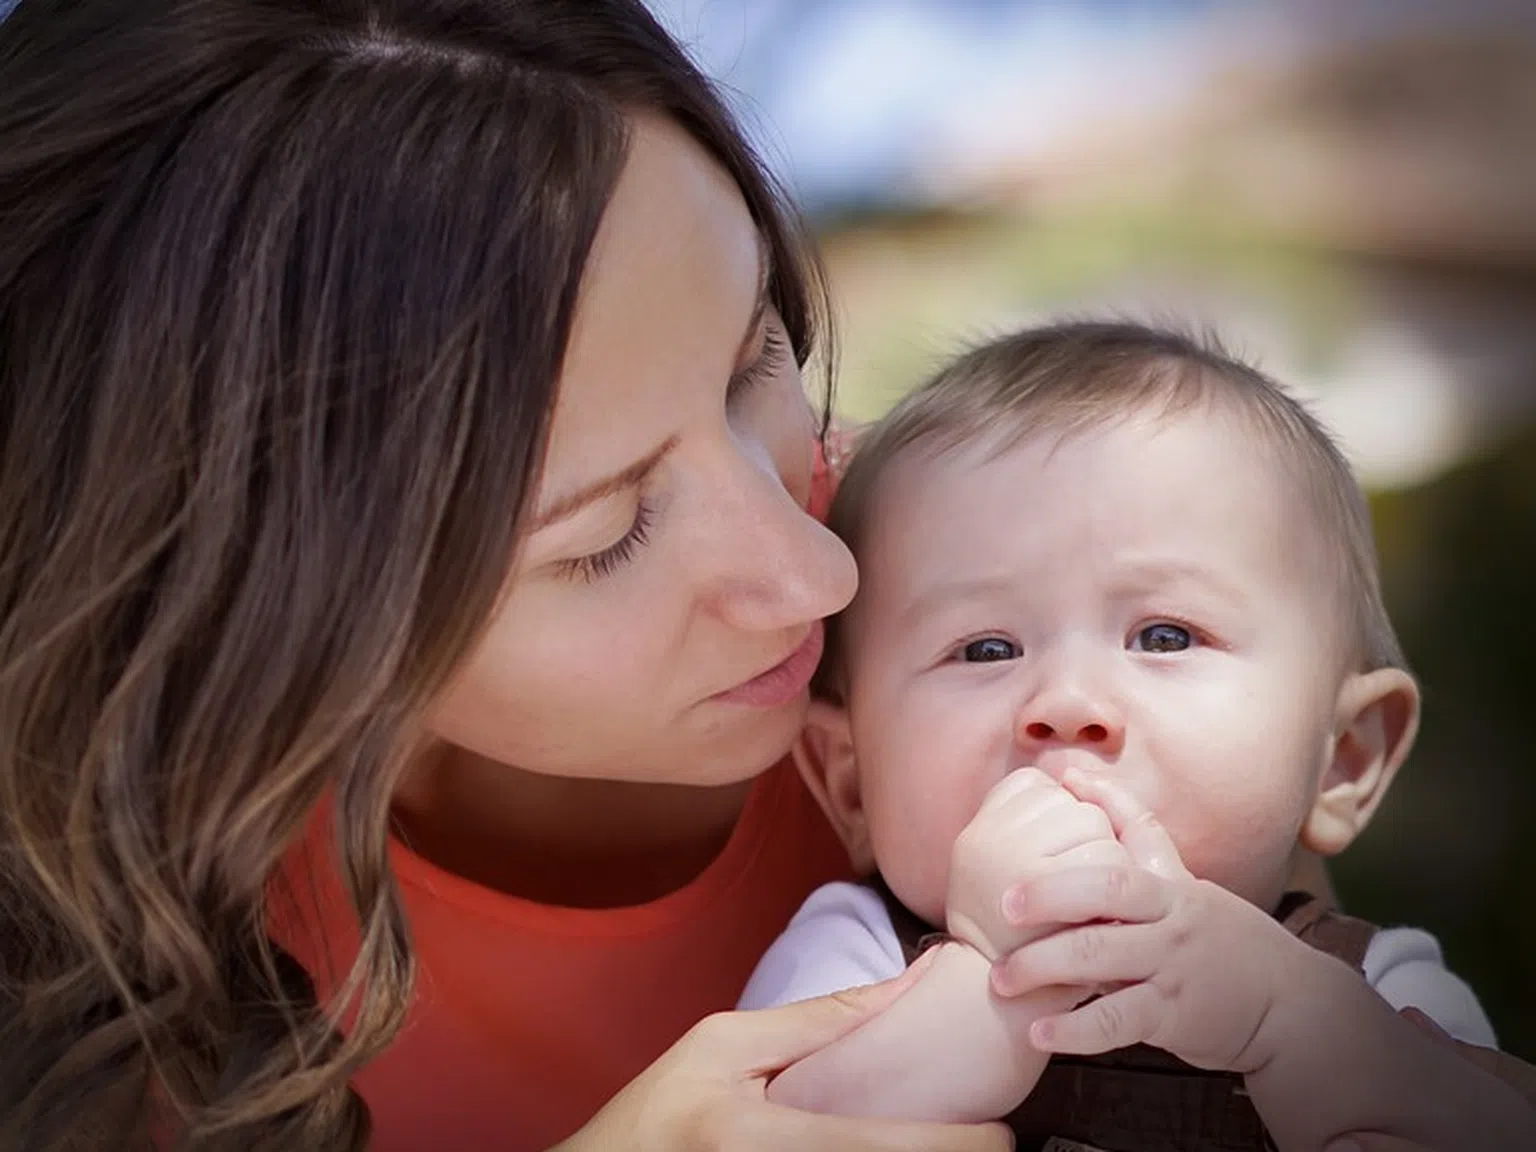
[[696, 451, 858, 633]]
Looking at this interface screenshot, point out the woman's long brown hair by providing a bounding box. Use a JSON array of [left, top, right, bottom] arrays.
[[0, 0, 829, 1146]]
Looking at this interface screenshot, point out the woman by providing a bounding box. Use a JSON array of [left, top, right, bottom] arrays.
[[0, 1, 1001, 1147], [0, 2, 1526, 1150]]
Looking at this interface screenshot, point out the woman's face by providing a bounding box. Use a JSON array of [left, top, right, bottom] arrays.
[[427, 115, 858, 787]]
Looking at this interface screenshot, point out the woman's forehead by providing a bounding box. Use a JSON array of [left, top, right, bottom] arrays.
[[539, 116, 764, 490]]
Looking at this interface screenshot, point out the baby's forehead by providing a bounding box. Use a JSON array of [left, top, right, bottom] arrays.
[[869, 400, 1304, 518], [855, 402, 1341, 599]]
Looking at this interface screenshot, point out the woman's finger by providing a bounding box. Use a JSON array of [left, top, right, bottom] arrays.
[[1001, 862, 1171, 932], [991, 921, 1162, 997], [711, 949, 940, 1075], [1029, 981, 1162, 1056], [1062, 768, 1188, 879], [743, 1104, 1013, 1152]]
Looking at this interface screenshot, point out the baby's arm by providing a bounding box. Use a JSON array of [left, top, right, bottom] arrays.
[[767, 939, 1081, 1121], [745, 880, 1072, 1120], [1239, 954, 1535, 1151]]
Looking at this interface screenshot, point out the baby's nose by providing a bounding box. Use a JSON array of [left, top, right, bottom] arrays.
[[1014, 692, 1125, 756]]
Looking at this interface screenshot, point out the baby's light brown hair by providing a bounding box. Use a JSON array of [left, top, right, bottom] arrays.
[[819, 321, 1405, 697]]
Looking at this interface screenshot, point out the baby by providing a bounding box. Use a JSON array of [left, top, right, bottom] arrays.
[[739, 322, 1523, 1150]]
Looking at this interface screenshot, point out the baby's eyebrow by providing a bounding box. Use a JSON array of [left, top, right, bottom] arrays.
[[899, 574, 1019, 627], [1110, 557, 1251, 605]]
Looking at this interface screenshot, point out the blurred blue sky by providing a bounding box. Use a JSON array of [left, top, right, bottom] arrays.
[[646, 0, 1227, 210], [643, 0, 1534, 213]]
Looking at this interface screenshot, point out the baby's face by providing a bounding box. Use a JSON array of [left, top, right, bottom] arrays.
[[841, 407, 1347, 926]]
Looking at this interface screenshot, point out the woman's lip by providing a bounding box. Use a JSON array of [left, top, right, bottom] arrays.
[[713, 621, 825, 708]]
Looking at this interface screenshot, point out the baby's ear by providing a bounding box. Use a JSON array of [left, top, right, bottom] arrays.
[[793, 699, 874, 873], [1301, 667, 1420, 857]]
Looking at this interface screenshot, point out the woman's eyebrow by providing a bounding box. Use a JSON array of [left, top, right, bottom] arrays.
[[531, 434, 679, 530]]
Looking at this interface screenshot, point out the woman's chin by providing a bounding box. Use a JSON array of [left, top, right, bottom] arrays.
[[684, 690, 810, 782]]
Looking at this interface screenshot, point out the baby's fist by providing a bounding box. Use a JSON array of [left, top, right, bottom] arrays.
[[947, 767, 1128, 959]]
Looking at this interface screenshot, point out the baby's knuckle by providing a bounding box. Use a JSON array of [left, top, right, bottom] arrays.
[[1071, 927, 1104, 966], [1169, 910, 1196, 952], [1103, 865, 1133, 905], [1094, 997, 1126, 1043]]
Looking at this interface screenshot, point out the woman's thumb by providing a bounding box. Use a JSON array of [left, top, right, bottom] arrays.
[[725, 949, 936, 1075]]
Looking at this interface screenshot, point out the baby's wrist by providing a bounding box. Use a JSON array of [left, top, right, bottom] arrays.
[[1242, 944, 1373, 1080]]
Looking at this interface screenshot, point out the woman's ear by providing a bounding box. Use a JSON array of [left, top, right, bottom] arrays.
[[793, 699, 874, 873], [1301, 667, 1420, 857]]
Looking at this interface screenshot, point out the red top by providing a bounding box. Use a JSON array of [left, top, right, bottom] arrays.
[[276, 757, 849, 1150]]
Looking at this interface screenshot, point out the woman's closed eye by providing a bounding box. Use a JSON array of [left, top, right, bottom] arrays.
[[556, 498, 656, 583], [726, 323, 788, 408]]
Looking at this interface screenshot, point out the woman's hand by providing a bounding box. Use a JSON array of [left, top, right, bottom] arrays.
[[553, 968, 1013, 1152]]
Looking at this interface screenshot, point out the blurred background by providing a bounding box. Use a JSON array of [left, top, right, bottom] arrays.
[[647, 0, 1536, 1058]]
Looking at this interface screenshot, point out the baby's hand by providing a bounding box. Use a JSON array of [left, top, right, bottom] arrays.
[[989, 770, 1316, 1076], [946, 767, 1130, 961]]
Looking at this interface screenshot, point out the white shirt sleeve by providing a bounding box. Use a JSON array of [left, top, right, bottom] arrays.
[[1362, 926, 1498, 1048], [738, 881, 909, 1011]]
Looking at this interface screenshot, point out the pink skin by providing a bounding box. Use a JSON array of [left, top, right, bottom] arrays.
[[838, 412, 1362, 932]]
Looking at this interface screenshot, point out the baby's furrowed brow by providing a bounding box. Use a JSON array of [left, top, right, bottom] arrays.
[[898, 575, 1021, 629]]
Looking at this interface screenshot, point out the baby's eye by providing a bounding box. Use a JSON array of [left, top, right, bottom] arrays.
[[960, 637, 1021, 663], [1132, 623, 1192, 653]]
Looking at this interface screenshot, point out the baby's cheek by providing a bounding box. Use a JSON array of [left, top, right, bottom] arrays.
[[1167, 810, 1298, 906], [854, 689, 1007, 925], [867, 787, 972, 928]]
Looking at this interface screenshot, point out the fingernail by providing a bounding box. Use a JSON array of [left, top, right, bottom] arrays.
[[1325, 1141, 1360, 1152]]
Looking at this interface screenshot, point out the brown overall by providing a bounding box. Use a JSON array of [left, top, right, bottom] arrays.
[[869, 879, 1377, 1152]]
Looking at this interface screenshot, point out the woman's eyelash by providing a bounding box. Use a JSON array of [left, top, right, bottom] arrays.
[[553, 324, 786, 585], [557, 498, 656, 583], [727, 324, 788, 405]]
